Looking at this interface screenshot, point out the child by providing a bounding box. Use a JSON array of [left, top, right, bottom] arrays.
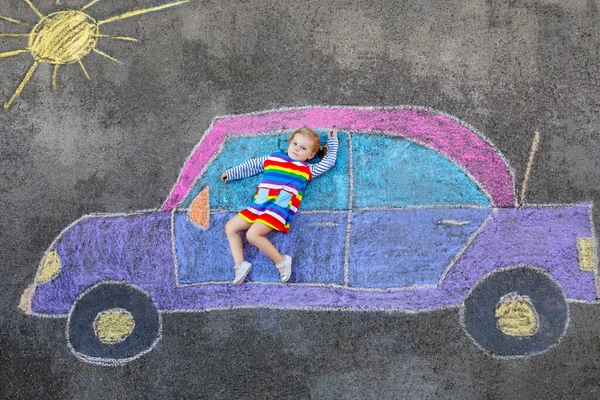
[[221, 126, 339, 285]]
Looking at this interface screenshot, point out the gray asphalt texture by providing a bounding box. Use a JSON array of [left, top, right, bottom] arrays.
[[1, 0, 600, 399]]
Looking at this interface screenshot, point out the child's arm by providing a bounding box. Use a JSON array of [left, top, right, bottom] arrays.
[[221, 155, 268, 182], [309, 131, 339, 179]]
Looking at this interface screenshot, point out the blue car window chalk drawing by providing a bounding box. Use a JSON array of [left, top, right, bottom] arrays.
[[352, 134, 491, 208]]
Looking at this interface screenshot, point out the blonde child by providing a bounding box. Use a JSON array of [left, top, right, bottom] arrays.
[[221, 126, 339, 285]]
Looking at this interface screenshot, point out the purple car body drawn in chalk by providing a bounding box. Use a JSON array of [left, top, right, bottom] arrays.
[[19, 107, 598, 365]]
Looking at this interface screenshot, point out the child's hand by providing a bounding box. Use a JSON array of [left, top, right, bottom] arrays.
[[221, 172, 228, 182], [328, 127, 337, 138]]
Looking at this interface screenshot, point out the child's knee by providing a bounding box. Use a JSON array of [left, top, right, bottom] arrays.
[[224, 220, 238, 236], [246, 229, 261, 245], [245, 230, 256, 244]]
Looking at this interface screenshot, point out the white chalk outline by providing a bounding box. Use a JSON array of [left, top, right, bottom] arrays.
[[157, 296, 589, 315], [171, 208, 181, 290], [459, 265, 570, 359], [159, 303, 462, 315], [437, 220, 470, 226], [172, 279, 438, 292], [65, 280, 163, 367], [354, 204, 489, 210], [590, 208, 600, 296], [309, 222, 339, 227], [437, 210, 494, 286], [343, 132, 355, 285]]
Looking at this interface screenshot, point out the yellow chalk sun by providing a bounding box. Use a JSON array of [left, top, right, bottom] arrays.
[[0, 0, 188, 109]]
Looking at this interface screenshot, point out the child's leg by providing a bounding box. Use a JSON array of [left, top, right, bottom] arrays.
[[246, 222, 285, 265], [224, 215, 252, 265]]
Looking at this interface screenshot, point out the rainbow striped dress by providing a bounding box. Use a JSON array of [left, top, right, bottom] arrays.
[[225, 137, 338, 232], [238, 152, 312, 232]]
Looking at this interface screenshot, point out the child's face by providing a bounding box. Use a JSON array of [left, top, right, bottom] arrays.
[[287, 134, 317, 161]]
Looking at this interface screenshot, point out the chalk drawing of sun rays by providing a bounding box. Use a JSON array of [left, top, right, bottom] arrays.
[[0, 0, 189, 109]]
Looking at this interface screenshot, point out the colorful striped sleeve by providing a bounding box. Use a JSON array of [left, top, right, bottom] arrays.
[[309, 136, 339, 178], [225, 155, 268, 181]]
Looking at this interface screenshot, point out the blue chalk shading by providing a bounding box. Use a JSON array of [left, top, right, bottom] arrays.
[[348, 208, 491, 288], [352, 134, 490, 207], [179, 131, 350, 211], [175, 211, 347, 284]]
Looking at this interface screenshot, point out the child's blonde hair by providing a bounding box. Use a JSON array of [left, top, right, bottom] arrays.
[[288, 126, 328, 159]]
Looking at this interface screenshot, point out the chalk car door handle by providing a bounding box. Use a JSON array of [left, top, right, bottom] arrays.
[[437, 220, 470, 226], [310, 222, 339, 227]]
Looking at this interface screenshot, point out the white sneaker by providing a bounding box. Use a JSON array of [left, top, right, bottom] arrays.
[[277, 255, 292, 283], [232, 260, 252, 285]]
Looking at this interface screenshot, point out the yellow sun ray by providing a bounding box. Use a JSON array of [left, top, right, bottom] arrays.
[[0, 15, 27, 24], [96, 34, 138, 42], [4, 61, 38, 109], [81, 0, 103, 11], [0, 33, 29, 37], [98, 0, 189, 25], [0, 49, 29, 58], [78, 59, 90, 79], [93, 48, 119, 63], [23, 0, 43, 20], [52, 65, 59, 90]]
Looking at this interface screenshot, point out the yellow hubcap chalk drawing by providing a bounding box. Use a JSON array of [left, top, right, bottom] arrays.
[[495, 294, 538, 337], [94, 309, 135, 343]]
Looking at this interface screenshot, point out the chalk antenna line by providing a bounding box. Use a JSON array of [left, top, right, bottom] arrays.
[[518, 131, 541, 209], [98, 0, 190, 26]]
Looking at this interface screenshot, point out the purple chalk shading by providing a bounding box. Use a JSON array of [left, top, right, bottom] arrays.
[[442, 205, 597, 303], [163, 107, 515, 210], [32, 212, 176, 314], [32, 204, 596, 315]]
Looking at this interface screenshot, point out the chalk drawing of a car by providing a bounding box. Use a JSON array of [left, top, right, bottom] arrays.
[[19, 107, 598, 365]]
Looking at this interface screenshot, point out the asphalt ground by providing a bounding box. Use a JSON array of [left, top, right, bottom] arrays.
[[1, 0, 600, 398]]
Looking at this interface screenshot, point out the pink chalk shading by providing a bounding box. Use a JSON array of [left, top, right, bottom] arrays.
[[162, 107, 516, 210]]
